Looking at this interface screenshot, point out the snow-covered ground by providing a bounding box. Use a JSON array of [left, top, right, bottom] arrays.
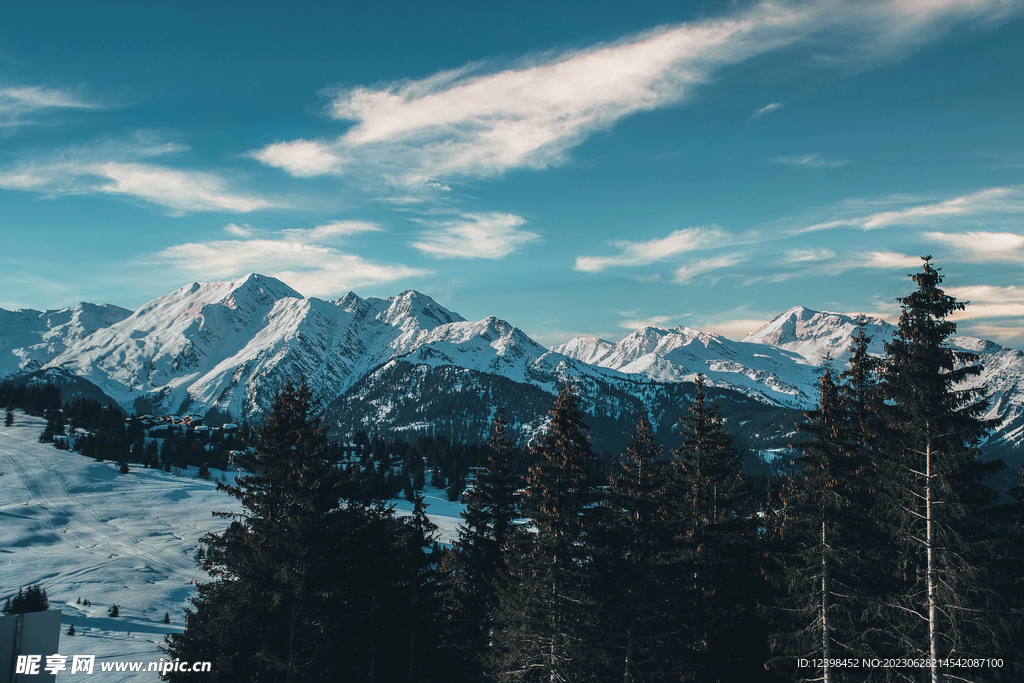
[[0, 411, 466, 681]]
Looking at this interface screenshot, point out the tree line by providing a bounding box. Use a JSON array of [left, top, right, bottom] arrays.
[[160, 259, 1023, 682]]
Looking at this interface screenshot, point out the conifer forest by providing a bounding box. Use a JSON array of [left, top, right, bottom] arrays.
[[12, 260, 1023, 682]]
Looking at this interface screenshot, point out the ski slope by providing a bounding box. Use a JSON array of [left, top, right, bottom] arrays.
[[0, 411, 467, 681]]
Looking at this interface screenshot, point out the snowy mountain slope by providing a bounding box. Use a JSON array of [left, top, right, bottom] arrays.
[[742, 307, 1024, 449], [0, 275, 1015, 456], [0, 303, 132, 379], [0, 411, 468, 682], [741, 306, 892, 364], [554, 325, 821, 408], [43, 275, 467, 421]]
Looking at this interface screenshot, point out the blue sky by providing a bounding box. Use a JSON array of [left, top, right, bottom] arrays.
[[2, 0, 1024, 348]]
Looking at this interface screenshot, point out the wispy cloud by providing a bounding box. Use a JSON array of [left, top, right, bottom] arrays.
[[946, 285, 1024, 320], [575, 226, 735, 272], [0, 84, 100, 127], [254, 0, 1017, 190], [798, 186, 1024, 232], [619, 314, 675, 330], [925, 230, 1024, 262], [0, 134, 279, 214], [772, 153, 848, 168], [673, 253, 747, 284], [781, 247, 836, 263], [281, 220, 382, 242], [751, 102, 784, 119], [151, 235, 428, 298], [411, 212, 541, 259]]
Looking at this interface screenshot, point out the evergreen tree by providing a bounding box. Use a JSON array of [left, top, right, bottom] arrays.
[[162, 382, 356, 682], [446, 407, 521, 679], [772, 365, 876, 681], [877, 257, 1005, 680], [119, 460, 130, 474], [2, 585, 49, 614], [594, 411, 693, 682], [4, 406, 13, 426], [109, 604, 120, 617], [164, 611, 171, 624], [68, 623, 75, 636], [672, 374, 763, 681], [491, 383, 603, 682]]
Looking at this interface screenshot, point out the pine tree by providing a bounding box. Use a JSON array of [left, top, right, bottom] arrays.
[[772, 365, 877, 681], [594, 411, 693, 682], [164, 611, 171, 624], [119, 460, 130, 474], [4, 406, 13, 426], [3, 585, 49, 614], [446, 406, 521, 679], [491, 383, 603, 682], [68, 623, 75, 636], [877, 257, 1005, 681], [109, 604, 120, 617], [162, 382, 357, 682], [672, 374, 762, 681]]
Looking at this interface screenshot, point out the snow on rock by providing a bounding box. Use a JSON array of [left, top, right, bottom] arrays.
[[0, 303, 132, 379]]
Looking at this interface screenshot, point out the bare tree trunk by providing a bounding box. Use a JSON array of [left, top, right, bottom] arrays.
[[822, 518, 831, 683], [623, 630, 634, 683], [926, 435, 939, 683]]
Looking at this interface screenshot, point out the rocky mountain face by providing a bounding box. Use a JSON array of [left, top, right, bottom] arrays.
[[0, 303, 133, 379], [1, 274, 1020, 459]]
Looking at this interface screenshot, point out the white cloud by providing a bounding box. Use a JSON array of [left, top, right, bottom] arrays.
[[618, 314, 675, 330], [224, 223, 255, 237], [946, 285, 1024, 320], [925, 230, 1024, 262], [782, 248, 836, 263], [411, 212, 541, 259], [152, 237, 429, 298], [0, 85, 100, 127], [772, 153, 848, 168], [254, 0, 1016, 189], [751, 102, 784, 119], [281, 220, 382, 242], [849, 250, 921, 270], [800, 186, 1024, 232], [575, 226, 734, 272], [704, 317, 772, 340], [673, 253, 747, 284], [251, 140, 342, 177], [0, 136, 279, 214]]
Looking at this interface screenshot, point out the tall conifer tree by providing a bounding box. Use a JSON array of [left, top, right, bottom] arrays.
[[447, 406, 521, 679], [491, 383, 602, 682], [878, 257, 1004, 682], [773, 365, 876, 682], [595, 411, 693, 682], [162, 383, 356, 682], [673, 374, 763, 681]]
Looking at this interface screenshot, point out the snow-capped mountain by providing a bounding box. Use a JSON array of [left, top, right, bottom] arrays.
[[740, 306, 891, 364], [1, 274, 1021, 456], [0, 302, 133, 379], [553, 325, 821, 408]]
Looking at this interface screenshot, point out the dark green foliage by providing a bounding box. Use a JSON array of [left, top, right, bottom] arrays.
[[491, 384, 604, 682], [109, 604, 120, 617], [770, 365, 878, 679], [876, 257, 1007, 672], [2, 585, 49, 614], [119, 460, 130, 474], [445, 407, 521, 680], [4, 406, 13, 426], [594, 411, 694, 682], [68, 623, 75, 636], [164, 611, 171, 624], [197, 461, 210, 480], [672, 374, 765, 681]]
